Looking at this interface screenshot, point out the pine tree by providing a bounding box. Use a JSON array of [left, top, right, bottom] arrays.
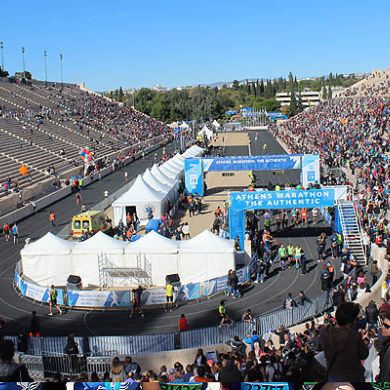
[[289, 90, 298, 116], [328, 85, 332, 100], [260, 79, 265, 96], [119, 87, 124, 102], [322, 86, 328, 100]]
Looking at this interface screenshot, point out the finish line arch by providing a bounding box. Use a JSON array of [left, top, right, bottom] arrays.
[[184, 154, 320, 196], [228, 187, 347, 249]]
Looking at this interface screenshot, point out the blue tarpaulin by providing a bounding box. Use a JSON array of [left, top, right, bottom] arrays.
[[145, 219, 162, 233]]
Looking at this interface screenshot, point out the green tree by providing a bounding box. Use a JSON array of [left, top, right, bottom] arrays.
[[322, 86, 327, 100], [328, 85, 332, 100], [288, 91, 298, 117], [232, 80, 240, 90]]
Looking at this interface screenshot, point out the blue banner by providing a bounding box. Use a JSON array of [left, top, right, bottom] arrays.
[[230, 189, 335, 211], [202, 155, 303, 172], [15, 271, 64, 305], [184, 158, 204, 195]]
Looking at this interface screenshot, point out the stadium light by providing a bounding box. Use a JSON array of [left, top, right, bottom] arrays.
[[44, 50, 48, 86], [60, 53, 63, 86], [0, 41, 4, 71], [22, 47, 25, 76]]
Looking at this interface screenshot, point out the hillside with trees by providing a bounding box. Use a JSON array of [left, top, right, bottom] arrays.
[[105, 72, 361, 122]]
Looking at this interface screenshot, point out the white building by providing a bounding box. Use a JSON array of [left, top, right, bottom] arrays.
[[276, 90, 321, 108]]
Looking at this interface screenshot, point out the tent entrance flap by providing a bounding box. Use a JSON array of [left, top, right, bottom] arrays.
[[126, 206, 137, 217]]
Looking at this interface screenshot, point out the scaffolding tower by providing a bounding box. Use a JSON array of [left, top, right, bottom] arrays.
[[97, 252, 152, 290]]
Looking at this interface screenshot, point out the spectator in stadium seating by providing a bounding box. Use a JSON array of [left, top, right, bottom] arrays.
[[378, 311, 390, 381], [365, 300, 379, 330], [0, 339, 32, 381], [110, 356, 124, 382], [319, 302, 369, 381], [194, 348, 207, 366], [218, 356, 242, 382]]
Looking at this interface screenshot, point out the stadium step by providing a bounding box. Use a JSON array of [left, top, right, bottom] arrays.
[[337, 199, 366, 265]]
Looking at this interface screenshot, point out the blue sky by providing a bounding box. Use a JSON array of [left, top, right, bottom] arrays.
[[1, 0, 389, 91]]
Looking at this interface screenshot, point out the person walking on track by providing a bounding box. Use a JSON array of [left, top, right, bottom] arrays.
[[165, 281, 174, 312], [3, 222, 10, 241], [49, 211, 56, 226], [12, 223, 19, 245], [48, 285, 62, 316], [130, 289, 144, 318]]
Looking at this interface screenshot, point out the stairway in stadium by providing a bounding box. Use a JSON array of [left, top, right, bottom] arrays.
[[337, 199, 366, 265]]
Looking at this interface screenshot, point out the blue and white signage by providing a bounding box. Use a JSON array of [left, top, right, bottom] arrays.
[[230, 188, 335, 211], [67, 290, 130, 307], [184, 154, 320, 195], [202, 155, 303, 172], [184, 158, 204, 195]]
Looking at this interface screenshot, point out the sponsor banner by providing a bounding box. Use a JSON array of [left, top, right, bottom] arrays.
[[203, 155, 303, 172], [230, 189, 335, 211], [184, 158, 204, 195], [15, 270, 64, 305], [301, 154, 320, 187], [67, 290, 130, 307], [142, 288, 167, 305], [241, 383, 291, 390]]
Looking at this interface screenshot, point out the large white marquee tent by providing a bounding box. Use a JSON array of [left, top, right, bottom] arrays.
[[21, 230, 235, 288]]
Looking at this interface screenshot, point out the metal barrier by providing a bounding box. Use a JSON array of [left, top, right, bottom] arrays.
[[88, 334, 175, 355], [180, 321, 255, 350], [42, 352, 87, 377], [86, 356, 112, 377], [19, 354, 45, 380], [27, 336, 84, 356], [180, 291, 331, 349]]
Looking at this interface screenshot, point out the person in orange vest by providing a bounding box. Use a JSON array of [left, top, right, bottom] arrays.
[[3, 222, 10, 241], [49, 211, 56, 226], [301, 208, 308, 226]]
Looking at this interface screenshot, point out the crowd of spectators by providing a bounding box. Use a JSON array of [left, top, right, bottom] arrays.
[[270, 97, 389, 261]]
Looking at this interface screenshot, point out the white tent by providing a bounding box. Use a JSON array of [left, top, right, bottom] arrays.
[[171, 153, 185, 166], [159, 163, 179, 180], [72, 232, 128, 287], [163, 158, 183, 173], [143, 168, 174, 201], [21, 232, 74, 286], [180, 122, 190, 130], [151, 164, 177, 188], [198, 125, 213, 140], [178, 230, 235, 283], [182, 145, 203, 157], [168, 122, 179, 128], [212, 120, 221, 128], [125, 231, 179, 285], [112, 175, 168, 226]]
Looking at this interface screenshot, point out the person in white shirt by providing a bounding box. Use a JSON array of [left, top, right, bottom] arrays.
[[181, 223, 190, 239]]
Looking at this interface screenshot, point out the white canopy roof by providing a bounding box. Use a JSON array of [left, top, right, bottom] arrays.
[[159, 164, 178, 179], [143, 168, 172, 194], [126, 231, 178, 254], [212, 120, 221, 128], [163, 159, 183, 172], [198, 125, 213, 140], [179, 230, 235, 254], [73, 231, 127, 254], [21, 232, 74, 255], [151, 164, 176, 187], [182, 145, 203, 157], [180, 122, 190, 129], [112, 174, 166, 206], [172, 153, 185, 164]]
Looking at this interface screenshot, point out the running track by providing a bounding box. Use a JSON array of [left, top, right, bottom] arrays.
[[0, 132, 337, 336]]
